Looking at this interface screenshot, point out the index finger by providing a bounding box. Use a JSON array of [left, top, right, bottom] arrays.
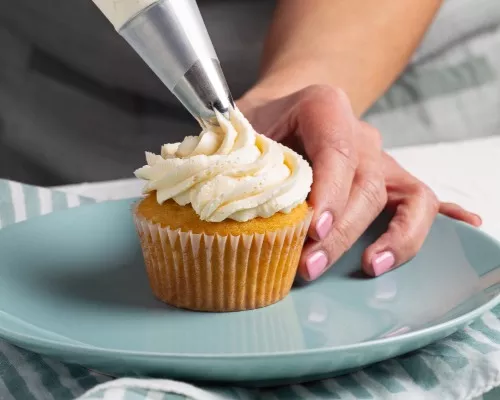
[[295, 86, 359, 241]]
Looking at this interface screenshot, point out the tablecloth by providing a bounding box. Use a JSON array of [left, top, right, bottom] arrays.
[[2, 137, 500, 399]]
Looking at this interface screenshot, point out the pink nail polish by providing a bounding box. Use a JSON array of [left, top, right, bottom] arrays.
[[306, 251, 329, 280], [474, 214, 483, 226], [371, 251, 396, 276], [316, 211, 333, 240]]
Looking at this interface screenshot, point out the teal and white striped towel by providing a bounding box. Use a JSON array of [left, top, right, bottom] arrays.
[[2, 178, 500, 400]]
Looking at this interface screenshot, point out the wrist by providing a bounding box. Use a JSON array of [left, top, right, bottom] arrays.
[[240, 61, 332, 110]]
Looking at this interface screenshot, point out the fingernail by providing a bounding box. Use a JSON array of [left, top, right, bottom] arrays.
[[371, 251, 395, 277], [474, 214, 483, 226], [316, 211, 333, 240], [306, 251, 329, 281]]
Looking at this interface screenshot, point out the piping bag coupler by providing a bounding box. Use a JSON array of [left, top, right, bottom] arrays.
[[92, 0, 234, 127]]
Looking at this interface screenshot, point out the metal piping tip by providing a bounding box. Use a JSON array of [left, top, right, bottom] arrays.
[[114, 0, 234, 125], [198, 104, 234, 129]]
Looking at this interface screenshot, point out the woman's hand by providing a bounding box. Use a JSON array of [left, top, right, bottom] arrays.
[[238, 85, 481, 281], [365, 152, 481, 276]]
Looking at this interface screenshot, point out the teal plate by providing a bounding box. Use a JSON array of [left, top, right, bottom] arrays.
[[0, 199, 500, 386]]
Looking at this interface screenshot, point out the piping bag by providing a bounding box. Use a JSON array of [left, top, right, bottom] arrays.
[[92, 0, 234, 127]]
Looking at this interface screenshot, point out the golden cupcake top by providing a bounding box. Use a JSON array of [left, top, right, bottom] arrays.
[[135, 107, 313, 222]]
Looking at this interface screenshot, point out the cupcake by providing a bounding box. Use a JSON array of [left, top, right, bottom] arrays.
[[133, 108, 313, 312]]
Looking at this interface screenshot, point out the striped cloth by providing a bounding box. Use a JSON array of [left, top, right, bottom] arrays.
[[1, 178, 500, 399]]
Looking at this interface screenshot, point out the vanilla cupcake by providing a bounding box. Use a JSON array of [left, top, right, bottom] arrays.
[[134, 108, 313, 312]]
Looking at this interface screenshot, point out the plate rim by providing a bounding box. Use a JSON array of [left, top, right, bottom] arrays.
[[0, 200, 499, 360], [0, 290, 499, 361]]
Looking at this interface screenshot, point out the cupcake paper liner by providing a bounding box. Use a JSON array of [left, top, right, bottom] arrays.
[[133, 208, 312, 312]]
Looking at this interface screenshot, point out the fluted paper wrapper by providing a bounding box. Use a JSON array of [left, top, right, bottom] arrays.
[[133, 210, 312, 312]]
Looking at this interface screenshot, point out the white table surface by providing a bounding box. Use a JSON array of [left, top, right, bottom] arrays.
[[56, 136, 500, 240]]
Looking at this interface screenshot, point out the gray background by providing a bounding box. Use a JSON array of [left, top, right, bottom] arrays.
[[0, 0, 498, 186]]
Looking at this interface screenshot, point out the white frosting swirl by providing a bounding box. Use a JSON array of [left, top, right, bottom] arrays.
[[134, 108, 313, 222]]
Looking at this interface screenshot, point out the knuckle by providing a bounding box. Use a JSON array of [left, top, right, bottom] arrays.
[[359, 122, 383, 146], [330, 225, 351, 253], [326, 178, 343, 197], [299, 85, 351, 116], [305, 84, 347, 103], [326, 139, 359, 169], [369, 127, 383, 149], [389, 220, 420, 256], [359, 174, 387, 212], [331, 138, 354, 159], [413, 183, 439, 213], [429, 196, 440, 214]]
